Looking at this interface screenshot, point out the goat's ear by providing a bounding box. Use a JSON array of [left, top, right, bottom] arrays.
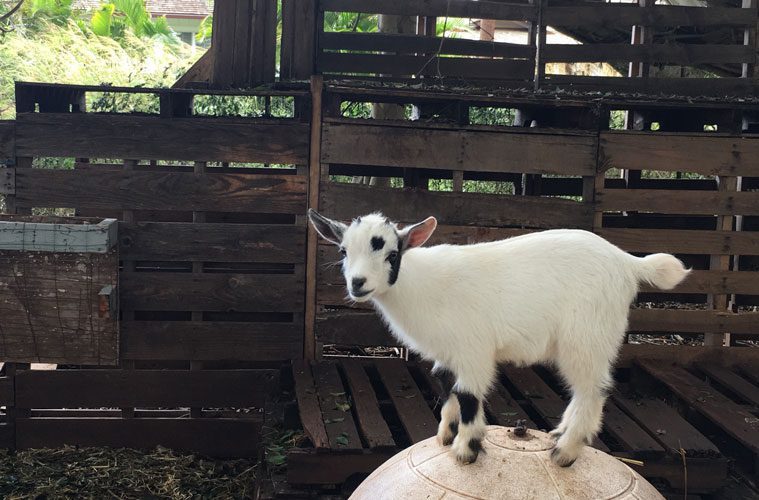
[[308, 209, 347, 246], [400, 216, 437, 249]]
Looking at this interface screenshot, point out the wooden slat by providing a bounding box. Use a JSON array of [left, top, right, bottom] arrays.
[[15, 113, 309, 164], [0, 378, 13, 406], [320, 32, 535, 59], [16, 418, 261, 457], [318, 53, 534, 80], [544, 5, 757, 28], [341, 359, 395, 449], [321, 183, 593, 230], [597, 189, 759, 215], [697, 364, 759, 407], [313, 361, 363, 450], [321, 122, 596, 176], [619, 344, 759, 369], [598, 228, 759, 256], [636, 360, 759, 454], [0, 120, 14, 160], [641, 270, 759, 295], [287, 448, 395, 486], [320, 0, 537, 21], [292, 360, 330, 450], [120, 272, 304, 312], [612, 393, 720, 457], [15, 169, 306, 214], [121, 321, 302, 361], [120, 222, 305, 263], [485, 384, 536, 429], [602, 401, 665, 459], [316, 310, 395, 346], [628, 309, 759, 334], [305, 76, 323, 361], [374, 359, 438, 444], [15, 369, 275, 408], [545, 75, 759, 97], [544, 43, 755, 65]]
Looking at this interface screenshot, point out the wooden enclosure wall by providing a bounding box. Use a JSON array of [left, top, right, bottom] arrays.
[[0, 82, 311, 455], [312, 86, 759, 351], [275, 0, 759, 96]]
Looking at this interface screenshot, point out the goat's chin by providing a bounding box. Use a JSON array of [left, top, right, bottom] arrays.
[[349, 293, 374, 303]]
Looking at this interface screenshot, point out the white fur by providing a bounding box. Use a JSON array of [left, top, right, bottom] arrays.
[[310, 211, 690, 466]]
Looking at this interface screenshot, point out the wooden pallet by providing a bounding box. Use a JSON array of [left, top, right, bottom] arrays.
[[288, 357, 741, 495]]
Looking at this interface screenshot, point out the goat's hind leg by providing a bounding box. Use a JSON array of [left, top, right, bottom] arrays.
[[433, 364, 459, 446]]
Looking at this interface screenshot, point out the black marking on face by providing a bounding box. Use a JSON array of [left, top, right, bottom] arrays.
[[371, 236, 385, 252], [454, 391, 479, 424], [388, 237, 403, 285]]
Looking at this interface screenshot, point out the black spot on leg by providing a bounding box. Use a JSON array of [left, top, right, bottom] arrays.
[[454, 391, 479, 424], [468, 438, 483, 455], [449, 421, 459, 435], [371, 236, 385, 251]]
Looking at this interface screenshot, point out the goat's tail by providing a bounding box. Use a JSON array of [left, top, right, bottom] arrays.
[[633, 253, 690, 290]]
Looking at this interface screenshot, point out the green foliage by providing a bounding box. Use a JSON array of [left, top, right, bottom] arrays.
[[323, 11, 378, 33], [90, 0, 177, 44], [195, 14, 211, 43], [23, 0, 74, 27]]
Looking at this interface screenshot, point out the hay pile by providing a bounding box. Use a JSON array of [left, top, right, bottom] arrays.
[[0, 446, 258, 499]]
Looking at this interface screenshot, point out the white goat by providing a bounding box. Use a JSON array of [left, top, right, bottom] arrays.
[[308, 210, 689, 467]]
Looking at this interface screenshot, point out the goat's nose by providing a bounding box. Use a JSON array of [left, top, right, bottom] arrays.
[[351, 277, 366, 290]]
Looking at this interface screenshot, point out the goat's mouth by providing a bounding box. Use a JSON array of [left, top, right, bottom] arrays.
[[350, 289, 374, 301]]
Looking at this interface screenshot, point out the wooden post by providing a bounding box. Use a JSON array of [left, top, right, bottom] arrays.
[[533, 0, 546, 91], [304, 76, 324, 360], [121, 159, 138, 419], [742, 0, 758, 79], [190, 160, 207, 418]]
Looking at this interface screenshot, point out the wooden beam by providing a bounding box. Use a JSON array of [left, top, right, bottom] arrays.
[[305, 75, 323, 360]]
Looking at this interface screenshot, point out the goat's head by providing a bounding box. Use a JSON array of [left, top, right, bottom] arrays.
[[308, 210, 437, 302]]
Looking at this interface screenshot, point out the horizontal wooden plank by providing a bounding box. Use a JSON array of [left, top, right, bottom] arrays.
[[544, 5, 757, 28], [320, 0, 537, 21], [0, 217, 117, 253], [120, 272, 304, 312], [321, 122, 596, 176], [641, 270, 759, 295], [316, 310, 395, 347], [597, 189, 759, 215], [696, 364, 759, 407], [16, 169, 306, 214], [121, 321, 303, 361], [320, 32, 535, 59], [287, 448, 395, 486], [320, 182, 593, 229], [619, 344, 759, 369], [0, 120, 14, 160], [545, 75, 759, 97], [15, 113, 309, 164], [544, 43, 754, 65], [636, 360, 759, 454], [629, 309, 759, 334], [15, 369, 276, 408], [318, 53, 534, 80], [598, 228, 759, 256], [16, 418, 261, 457], [0, 378, 13, 406], [603, 401, 665, 459], [601, 132, 759, 176], [120, 222, 306, 263]]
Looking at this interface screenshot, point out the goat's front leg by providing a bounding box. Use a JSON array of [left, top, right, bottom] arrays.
[[450, 364, 494, 464], [433, 363, 459, 446]]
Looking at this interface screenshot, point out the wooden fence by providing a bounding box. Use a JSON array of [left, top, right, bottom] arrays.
[[1, 81, 759, 455]]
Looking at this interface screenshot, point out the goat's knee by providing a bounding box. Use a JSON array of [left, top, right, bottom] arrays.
[[437, 394, 460, 446], [450, 390, 486, 464]]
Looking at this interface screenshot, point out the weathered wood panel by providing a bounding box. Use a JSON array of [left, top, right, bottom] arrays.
[[0, 218, 116, 253], [320, 0, 537, 21], [320, 183, 593, 229], [319, 53, 534, 80], [120, 222, 306, 263], [15, 369, 276, 408], [340, 359, 395, 449], [629, 309, 759, 334], [598, 228, 759, 256], [292, 360, 330, 450], [313, 361, 362, 450], [597, 189, 759, 215], [0, 120, 14, 160], [322, 122, 596, 176], [601, 133, 759, 177], [545, 76, 759, 97], [16, 418, 261, 457], [544, 5, 756, 28], [641, 271, 759, 295], [120, 272, 304, 312], [544, 44, 754, 65], [316, 310, 394, 346], [0, 251, 118, 365], [121, 321, 303, 361], [15, 169, 307, 213], [320, 32, 535, 59], [15, 113, 309, 164]]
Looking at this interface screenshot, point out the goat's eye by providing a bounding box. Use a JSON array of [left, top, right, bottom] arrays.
[[339, 247, 347, 257], [387, 251, 398, 262]]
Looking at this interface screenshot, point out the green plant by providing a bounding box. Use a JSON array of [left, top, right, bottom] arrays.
[[91, 0, 177, 45]]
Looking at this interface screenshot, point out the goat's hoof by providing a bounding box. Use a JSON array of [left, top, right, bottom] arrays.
[[437, 421, 458, 447], [548, 429, 563, 441], [550, 447, 577, 468], [452, 435, 482, 465]]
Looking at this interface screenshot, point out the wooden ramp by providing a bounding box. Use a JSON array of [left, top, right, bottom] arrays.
[[284, 358, 752, 496]]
